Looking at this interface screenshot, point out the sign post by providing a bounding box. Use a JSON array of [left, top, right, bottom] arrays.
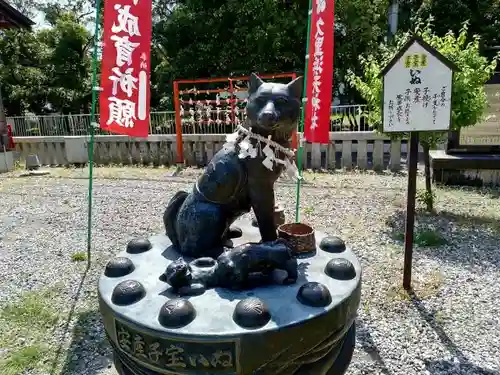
[[86, 0, 102, 265], [380, 35, 458, 290]]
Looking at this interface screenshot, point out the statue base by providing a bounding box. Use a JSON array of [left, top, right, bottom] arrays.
[[0, 150, 14, 173], [98, 217, 361, 375]]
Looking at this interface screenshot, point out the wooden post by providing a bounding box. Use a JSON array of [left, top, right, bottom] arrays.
[[378, 36, 457, 289], [403, 131, 419, 290]]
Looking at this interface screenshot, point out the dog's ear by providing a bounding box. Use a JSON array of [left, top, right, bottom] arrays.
[[248, 73, 264, 94], [286, 76, 303, 99]]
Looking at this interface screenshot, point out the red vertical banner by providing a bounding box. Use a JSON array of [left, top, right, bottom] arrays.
[[99, 0, 152, 137], [304, 0, 335, 144]]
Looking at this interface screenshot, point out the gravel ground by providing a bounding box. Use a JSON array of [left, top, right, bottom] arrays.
[[0, 167, 499, 375]]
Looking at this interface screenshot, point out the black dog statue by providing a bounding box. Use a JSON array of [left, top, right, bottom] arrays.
[[163, 73, 303, 259], [162, 239, 298, 292]]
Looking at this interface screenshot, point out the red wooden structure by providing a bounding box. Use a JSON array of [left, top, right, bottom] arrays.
[[173, 73, 298, 164], [6, 124, 14, 149]]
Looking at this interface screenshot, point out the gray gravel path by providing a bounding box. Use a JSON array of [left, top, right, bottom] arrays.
[[0, 168, 499, 375]]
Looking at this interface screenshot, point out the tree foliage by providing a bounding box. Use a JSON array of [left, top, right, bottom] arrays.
[[0, 1, 93, 115], [0, 29, 48, 115], [39, 12, 93, 113], [347, 18, 499, 212], [151, 0, 388, 109], [346, 18, 499, 146], [398, 0, 500, 49], [2, 0, 500, 117]]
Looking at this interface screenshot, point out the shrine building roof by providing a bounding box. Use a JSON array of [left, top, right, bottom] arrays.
[[0, 0, 34, 30]]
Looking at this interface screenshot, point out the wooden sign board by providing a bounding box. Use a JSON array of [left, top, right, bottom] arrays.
[[381, 36, 457, 133], [380, 36, 458, 290]]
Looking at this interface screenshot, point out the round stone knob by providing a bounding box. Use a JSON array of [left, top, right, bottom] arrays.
[[228, 227, 243, 239], [111, 280, 146, 306], [158, 299, 196, 329], [319, 236, 346, 253], [233, 297, 271, 329], [325, 258, 356, 280], [126, 238, 152, 254], [105, 257, 135, 278], [297, 282, 332, 307], [251, 217, 258, 227]]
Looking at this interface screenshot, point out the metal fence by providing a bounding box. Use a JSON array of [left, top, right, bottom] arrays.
[[8, 105, 373, 137]]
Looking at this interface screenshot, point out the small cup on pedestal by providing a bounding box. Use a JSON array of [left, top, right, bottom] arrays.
[[277, 223, 316, 255]]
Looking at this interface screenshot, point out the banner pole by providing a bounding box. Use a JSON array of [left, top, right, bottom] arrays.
[[87, 0, 102, 267], [295, 0, 314, 223]]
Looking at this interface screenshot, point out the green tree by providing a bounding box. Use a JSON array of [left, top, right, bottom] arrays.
[[0, 6, 94, 118], [38, 11, 93, 113], [335, 0, 389, 103], [151, 0, 388, 109], [346, 18, 499, 211], [0, 29, 49, 116], [398, 0, 500, 49], [3, 0, 390, 114]]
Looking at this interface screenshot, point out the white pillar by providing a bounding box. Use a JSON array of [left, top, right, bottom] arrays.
[[388, 1, 399, 42]]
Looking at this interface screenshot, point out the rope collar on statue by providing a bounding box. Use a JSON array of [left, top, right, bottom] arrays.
[[234, 125, 295, 158], [223, 125, 301, 181]]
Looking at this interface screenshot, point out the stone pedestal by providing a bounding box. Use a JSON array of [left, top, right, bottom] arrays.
[[0, 151, 14, 173], [25, 154, 41, 170], [65, 137, 89, 164], [98, 218, 361, 375]]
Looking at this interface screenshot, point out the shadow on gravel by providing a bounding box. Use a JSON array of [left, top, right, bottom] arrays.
[[48, 263, 113, 375], [49, 264, 90, 375], [59, 310, 113, 375], [384, 209, 500, 267], [356, 319, 392, 375], [409, 290, 497, 375]]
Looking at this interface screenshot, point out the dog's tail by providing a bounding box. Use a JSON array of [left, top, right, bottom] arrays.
[[163, 191, 189, 249]]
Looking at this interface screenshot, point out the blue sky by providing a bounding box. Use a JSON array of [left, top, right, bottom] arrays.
[[32, 11, 47, 29], [27, 1, 94, 31]]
